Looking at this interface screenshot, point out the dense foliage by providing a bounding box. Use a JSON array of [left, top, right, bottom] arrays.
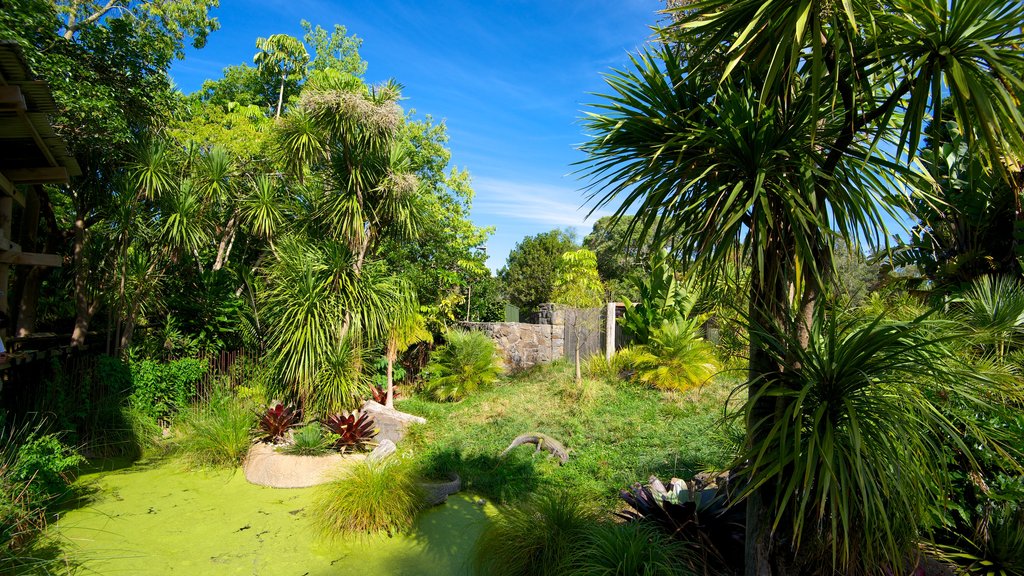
[[579, 0, 1024, 572], [422, 329, 502, 402], [499, 230, 578, 315]]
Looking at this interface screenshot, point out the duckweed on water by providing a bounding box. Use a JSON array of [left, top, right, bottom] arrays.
[[51, 458, 490, 575]]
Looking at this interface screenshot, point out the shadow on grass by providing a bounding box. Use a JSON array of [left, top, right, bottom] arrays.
[[416, 447, 541, 504]]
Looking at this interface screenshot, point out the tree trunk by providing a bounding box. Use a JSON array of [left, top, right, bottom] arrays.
[[275, 77, 285, 119], [744, 233, 792, 576], [213, 212, 239, 271], [385, 350, 395, 408], [71, 202, 92, 347]]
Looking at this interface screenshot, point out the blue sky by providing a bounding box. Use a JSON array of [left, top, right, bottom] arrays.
[[170, 0, 665, 271]]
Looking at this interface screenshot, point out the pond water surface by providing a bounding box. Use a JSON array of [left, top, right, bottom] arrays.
[[51, 458, 489, 575]]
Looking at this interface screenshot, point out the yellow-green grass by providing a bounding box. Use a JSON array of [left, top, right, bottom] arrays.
[[400, 359, 743, 504]]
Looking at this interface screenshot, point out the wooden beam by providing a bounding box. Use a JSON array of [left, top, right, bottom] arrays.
[[0, 236, 20, 251], [0, 174, 27, 207], [3, 167, 68, 184], [0, 251, 61, 267], [0, 86, 27, 111]]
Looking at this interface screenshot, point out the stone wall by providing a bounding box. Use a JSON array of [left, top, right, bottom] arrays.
[[461, 321, 564, 371]]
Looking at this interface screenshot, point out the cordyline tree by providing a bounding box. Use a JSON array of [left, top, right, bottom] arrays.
[[579, 1, 1024, 574]]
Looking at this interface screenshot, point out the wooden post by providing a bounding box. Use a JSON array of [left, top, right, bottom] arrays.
[[0, 195, 12, 340], [605, 301, 617, 361]]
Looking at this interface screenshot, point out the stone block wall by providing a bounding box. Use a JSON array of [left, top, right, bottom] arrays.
[[461, 321, 564, 371]]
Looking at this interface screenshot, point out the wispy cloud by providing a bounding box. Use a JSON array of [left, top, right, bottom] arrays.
[[473, 176, 614, 229]]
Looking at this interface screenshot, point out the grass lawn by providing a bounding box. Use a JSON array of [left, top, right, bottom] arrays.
[[400, 359, 742, 504]]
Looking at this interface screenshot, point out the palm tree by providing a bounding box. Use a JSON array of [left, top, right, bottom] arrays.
[[258, 235, 408, 414], [579, 1, 1024, 573], [264, 75, 425, 408], [253, 34, 309, 119]]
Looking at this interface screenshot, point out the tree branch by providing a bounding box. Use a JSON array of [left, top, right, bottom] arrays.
[[62, 0, 121, 40]]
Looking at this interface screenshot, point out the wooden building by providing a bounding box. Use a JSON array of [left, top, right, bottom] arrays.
[[0, 40, 79, 339]]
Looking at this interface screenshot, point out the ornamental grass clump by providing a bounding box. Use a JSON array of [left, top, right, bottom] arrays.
[[173, 392, 255, 468], [570, 521, 695, 576], [473, 490, 600, 576], [313, 457, 424, 537], [422, 329, 502, 402]]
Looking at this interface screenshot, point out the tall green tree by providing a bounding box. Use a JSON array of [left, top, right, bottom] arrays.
[[551, 249, 604, 382], [499, 229, 577, 315], [580, 1, 1024, 573], [1, 0, 219, 346], [253, 34, 308, 118], [583, 215, 656, 300]]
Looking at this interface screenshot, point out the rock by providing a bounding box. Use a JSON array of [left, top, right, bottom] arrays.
[[368, 439, 396, 463], [242, 443, 366, 488], [361, 400, 426, 444], [420, 473, 461, 506]]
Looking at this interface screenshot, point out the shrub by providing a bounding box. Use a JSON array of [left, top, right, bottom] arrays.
[[313, 458, 424, 537], [0, 420, 78, 567], [422, 329, 502, 402], [323, 411, 376, 453], [619, 317, 719, 391], [473, 490, 600, 576], [570, 521, 695, 576], [10, 434, 84, 507], [943, 504, 1024, 576], [129, 357, 207, 420], [617, 479, 744, 573], [280, 423, 332, 456], [173, 392, 254, 468]]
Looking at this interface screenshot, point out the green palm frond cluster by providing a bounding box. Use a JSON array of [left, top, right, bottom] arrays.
[[422, 329, 502, 402], [952, 275, 1024, 359], [737, 314, 1024, 573], [619, 317, 720, 393]]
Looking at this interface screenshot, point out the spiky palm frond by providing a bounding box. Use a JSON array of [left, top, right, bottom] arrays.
[[194, 145, 235, 203], [128, 138, 176, 200], [737, 314, 1024, 574], [160, 180, 210, 257], [621, 317, 720, 392], [423, 329, 501, 402], [951, 275, 1024, 359], [240, 174, 288, 240]]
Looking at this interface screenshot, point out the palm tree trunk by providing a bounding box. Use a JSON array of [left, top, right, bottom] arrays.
[[213, 212, 239, 271], [744, 230, 793, 576]]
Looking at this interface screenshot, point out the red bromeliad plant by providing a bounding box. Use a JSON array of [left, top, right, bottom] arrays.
[[259, 403, 300, 443], [323, 411, 376, 453], [369, 383, 400, 405]]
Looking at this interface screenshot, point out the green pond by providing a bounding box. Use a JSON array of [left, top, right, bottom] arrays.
[[50, 459, 491, 575]]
